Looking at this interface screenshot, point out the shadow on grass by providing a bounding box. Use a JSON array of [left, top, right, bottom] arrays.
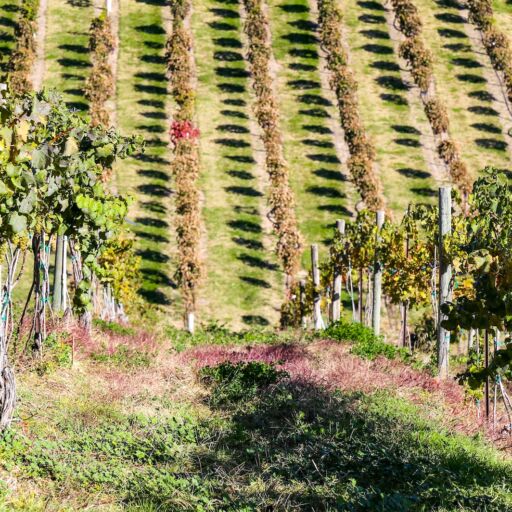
[[67, 0, 90, 6], [135, 0, 167, 5], [370, 60, 400, 72], [380, 93, 408, 105], [242, 314, 270, 326], [195, 381, 512, 510], [239, 275, 271, 288], [138, 287, 171, 305], [233, 237, 264, 250], [7, 366, 512, 510], [397, 167, 430, 179], [225, 186, 263, 197], [475, 138, 507, 151]]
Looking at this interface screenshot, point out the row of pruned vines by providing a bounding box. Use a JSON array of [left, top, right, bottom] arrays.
[[0, 89, 142, 429], [85, 13, 116, 128], [390, 0, 472, 196], [4, 0, 39, 94], [467, 0, 512, 119], [317, 0, 385, 211], [286, 168, 512, 428], [167, 0, 202, 329], [242, 0, 303, 294]]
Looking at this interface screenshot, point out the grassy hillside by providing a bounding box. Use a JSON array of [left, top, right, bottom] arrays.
[[2, 0, 511, 325], [43, 0, 93, 109]]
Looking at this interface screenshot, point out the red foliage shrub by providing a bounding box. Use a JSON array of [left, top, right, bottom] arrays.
[[170, 120, 200, 145]]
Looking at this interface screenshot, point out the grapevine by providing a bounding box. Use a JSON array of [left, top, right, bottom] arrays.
[[389, 0, 472, 196], [167, 0, 202, 325], [317, 0, 385, 211], [85, 14, 116, 128], [242, 0, 303, 295], [4, 0, 39, 94], [0, 88, 141, 428]]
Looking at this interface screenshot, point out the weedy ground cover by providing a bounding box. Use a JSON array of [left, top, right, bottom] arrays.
[[0, 324, 511, 510]]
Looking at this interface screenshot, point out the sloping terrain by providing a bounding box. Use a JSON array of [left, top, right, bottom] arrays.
[[0, 0, 511, 325], [1, 324, 512, 510]]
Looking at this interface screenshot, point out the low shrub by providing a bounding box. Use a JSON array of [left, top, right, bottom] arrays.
[[29, 332, 72, 375], [93, 318, 135, 336], [200, 360, 289, 404], [167, 323, 298, 351], [323, 320, 410, 361], [0, 413, 211, 508]]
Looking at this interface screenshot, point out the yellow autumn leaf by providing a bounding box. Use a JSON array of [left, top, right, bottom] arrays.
[[16, 120, 30, 143]]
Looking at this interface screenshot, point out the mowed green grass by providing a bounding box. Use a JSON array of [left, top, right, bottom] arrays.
[[415, 0, 511, 178], [192, 0, 282, 328], [0, 0, 19, 75], [44, 0, 93, 110], [115, 0, 179, 313], [268, 0, 350, 263], [343, 0, 437, 212], [13, 0, 510, 327]]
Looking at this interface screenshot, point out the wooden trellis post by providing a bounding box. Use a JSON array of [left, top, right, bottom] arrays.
[[437, 187, 452, 379], [299, 279, 306, 329], [62, 236, 68, 311], [468, 328, 475, 352], [485, 329, 490, 420], [401, 206, 410, 348], [187, 312, 195, 334], [332, 219, 345, 323], [372, 210, 385, 335], [311, 244, 324, 330], [53, 235, 63, 313], [53, 235, 68, 314]]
